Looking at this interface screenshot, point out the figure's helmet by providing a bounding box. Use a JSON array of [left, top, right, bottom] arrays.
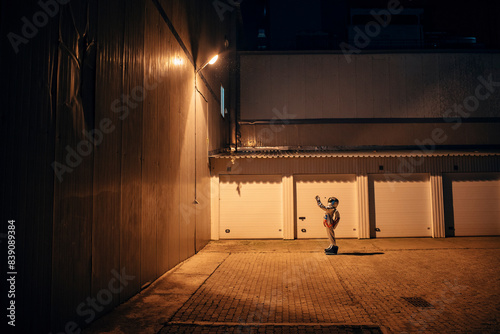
[[328, 197, 339, 209]]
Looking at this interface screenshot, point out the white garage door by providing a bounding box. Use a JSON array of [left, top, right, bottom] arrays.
[[447, 173, 500, 236], [371, 174, 432, 237], [219, 175, 283, 239], [295, 175, 358, 239]]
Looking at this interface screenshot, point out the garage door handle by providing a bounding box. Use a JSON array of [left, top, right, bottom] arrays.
[[299, 217, 306, 221], [375, 228, 381, 232]]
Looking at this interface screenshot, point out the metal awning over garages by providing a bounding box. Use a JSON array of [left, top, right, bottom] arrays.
[[210, 149, 500, 159]]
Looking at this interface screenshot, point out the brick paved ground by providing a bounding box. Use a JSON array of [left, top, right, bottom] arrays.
[[161, 241, 500, 333], [159, 324, 383, 333], [84, 238, 500, 334]]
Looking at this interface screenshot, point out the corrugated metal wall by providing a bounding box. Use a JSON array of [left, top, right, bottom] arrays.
[[1, 0, 64, 330], [238, 52, 500, 148], [51, 1, 99, 328], [1, 0, 228, 332], [239, 122, 500, 148], [240, 53, 500, 120]]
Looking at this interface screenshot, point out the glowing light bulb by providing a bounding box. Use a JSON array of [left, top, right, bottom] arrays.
[[208, 55, 218, 65]]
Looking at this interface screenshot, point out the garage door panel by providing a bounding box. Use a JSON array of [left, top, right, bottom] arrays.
[[446, 174, 500, 236], [220, 175, 283, 239], [371, 174, 432, 237], [296, 175, 358, 239], [376, 207, 423, 215]]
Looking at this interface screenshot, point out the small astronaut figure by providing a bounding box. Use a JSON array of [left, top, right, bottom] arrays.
[[315, 195, 340, 255]]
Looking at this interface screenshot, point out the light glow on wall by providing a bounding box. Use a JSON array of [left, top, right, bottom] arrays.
[[173, 57, 183, 66]]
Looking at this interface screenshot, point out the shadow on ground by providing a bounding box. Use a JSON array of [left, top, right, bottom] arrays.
[[336, 252, 385, 256]]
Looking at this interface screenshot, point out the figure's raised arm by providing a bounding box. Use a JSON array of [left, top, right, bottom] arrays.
[[315, 195, 327, 210]]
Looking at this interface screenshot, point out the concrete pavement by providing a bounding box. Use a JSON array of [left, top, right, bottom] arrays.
[[83, 237, 500, 333]]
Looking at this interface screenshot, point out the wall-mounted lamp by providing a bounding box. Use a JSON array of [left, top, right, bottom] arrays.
[[196, 54, 218, 73]]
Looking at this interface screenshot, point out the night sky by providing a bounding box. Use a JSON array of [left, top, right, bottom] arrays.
[[237, 0, 500, 50]]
